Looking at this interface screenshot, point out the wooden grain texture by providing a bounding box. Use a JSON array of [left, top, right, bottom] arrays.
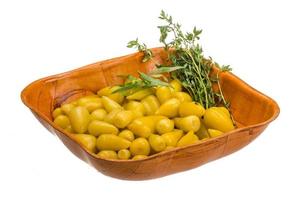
[[21, 48, 280, 180]]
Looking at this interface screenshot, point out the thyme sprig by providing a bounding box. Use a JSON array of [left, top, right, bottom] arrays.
[[124, 10, 232, 110], [127, 38, 153, 62]]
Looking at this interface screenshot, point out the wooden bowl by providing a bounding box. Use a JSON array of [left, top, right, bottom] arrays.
[[21, 48, 280, 180]]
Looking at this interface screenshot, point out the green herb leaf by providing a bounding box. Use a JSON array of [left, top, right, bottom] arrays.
[[113, 82, 140, 93], [148, 66, 185, 75], [138, 72, 170, 87], [125, 10, 233, 113], [149, 74, 169, 82], [221, 65, 232, 72], [127, 38, 153, 62]]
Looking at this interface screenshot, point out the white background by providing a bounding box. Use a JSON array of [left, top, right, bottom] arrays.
[[0, 0, 299, 199]]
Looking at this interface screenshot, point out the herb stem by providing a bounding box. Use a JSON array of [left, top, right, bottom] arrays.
[[184, 49, 209, 108], [216, 72, 226, 107], [126, 10, 233, 113]]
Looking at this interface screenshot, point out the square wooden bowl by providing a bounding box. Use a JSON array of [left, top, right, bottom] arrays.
[[21, 48, 279, 180]]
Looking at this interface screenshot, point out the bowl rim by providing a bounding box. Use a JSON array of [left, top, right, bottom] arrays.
[[21, 47, 280, 163]]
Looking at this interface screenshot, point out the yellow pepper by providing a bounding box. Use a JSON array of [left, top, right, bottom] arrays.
[[173, 92, 192, 102], [161, 130, 183, 147], [73, 134, 97, 153], [128, 115, 166, 138], [88, 120, 119, 136], [113, 110, 134, 128], [68, 106, 90, 134], [156, 86, 173, 104], [118, 149, 131, 160], [126, 88, 154, 100], [155, 98, 181, 118], [141, 95, 160, 115], [97, 150, 118, 160], [124, 101, 146, 118], [101, 96, 122, 112], [97, 134, 131, 151], [203, 107, 234, 132], [208, 129, 223, 137], [130, 138, 150, 156], [170, 79, 182, 92], [177, 131, 199, 147], [174, 115, 201, 132], [97, 86, 124, 104], [149, 134, 166, 152], [178, 102, 205, 117]]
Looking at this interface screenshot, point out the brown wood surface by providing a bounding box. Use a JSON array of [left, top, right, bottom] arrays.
[[21, 48, 280, 180]]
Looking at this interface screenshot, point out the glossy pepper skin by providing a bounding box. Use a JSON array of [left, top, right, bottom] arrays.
[[69, 106, 90, 134], [149, 134, 166, 152], [141, 95, 160, 115], [61, 103, 75, 116], [174, 115, 201, 132], [208, 129, 223, 138], [54, 115, 70, 129], [96, 134, 131, 151], [178, 102, 205, 117], [118, 130, 135, 142], [128, 115, 166, 138], [173, 92, 192, 103], [177, 131, 199, 147], [104, 109, 122, 124], [97, 150, 118, 160], [101, 96, 122, 112], [97, 86, 124, 104], [88, 120, 119, 136], [130, 138, 150, 156], [132, 155, 148, 160], [161, 130, 183, 147], [52, 77, 236, 160], [126, 88, 153, 100], [90, 109, 107, 121], [52, 108, 62, 119], [156, 118, 174, 135], [203, 107, 234, 132], [156, 86, 173, 104], [170, 79, 182, 92], [73, 134, 97, 153], [118, 149, 131, 160], [124, 101, 146, 118], [155, 98, 181, 118], [77, 95, 103, 112], [113, 110, 134, 128]]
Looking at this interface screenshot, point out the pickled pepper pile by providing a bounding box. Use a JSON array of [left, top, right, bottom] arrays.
[[52, 78, 234, 160]]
